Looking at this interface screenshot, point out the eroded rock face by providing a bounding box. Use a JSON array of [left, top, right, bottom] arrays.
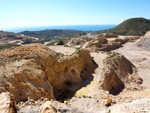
[[82, 35, 130, 51], [82, 36, 108, 50], [100, 54, 143, 95], [98, 38, 129, 51], [0, 44, 97, 102], [0, 92, 17, 113], [144, 31, 150, 38], [0, 44, 56, 102], [136, 31, 150, 49]]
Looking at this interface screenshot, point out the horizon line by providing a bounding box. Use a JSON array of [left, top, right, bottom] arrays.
[[1, 24, 118, 30]]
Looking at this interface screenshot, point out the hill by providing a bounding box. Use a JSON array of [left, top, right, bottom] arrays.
[[98, 18, 150, 36], [0, 31, 38, 48], [20, 29, 86, 39]]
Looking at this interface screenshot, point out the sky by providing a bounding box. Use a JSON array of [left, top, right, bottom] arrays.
[[0, 0, 150, 30]]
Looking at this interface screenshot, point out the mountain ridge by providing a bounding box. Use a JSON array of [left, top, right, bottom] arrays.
[[98, 18, 150, 36], [20, 29, 86, 39]]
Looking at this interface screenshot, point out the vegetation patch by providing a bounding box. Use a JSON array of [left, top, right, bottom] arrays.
[[106, 52, 119, 59], [21, 30, 86, 39], [0, 44, 19, 50], [55, 53, 65, 59], [57, 40, 64, 45]]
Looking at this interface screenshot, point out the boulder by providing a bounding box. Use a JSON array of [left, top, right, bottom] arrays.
[[40, 101, 57, 113], [0, 92, 17, 113]]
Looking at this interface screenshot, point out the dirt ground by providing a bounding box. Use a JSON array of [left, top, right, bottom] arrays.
[[49, 46, 76, 55]]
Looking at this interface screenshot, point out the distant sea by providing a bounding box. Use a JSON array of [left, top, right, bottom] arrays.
[[6, 25, 117, 33]]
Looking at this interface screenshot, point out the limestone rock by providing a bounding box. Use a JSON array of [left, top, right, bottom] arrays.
[[40, 101, 57, 113], [136, 31, 150, 49], [0, 92, 17, 113], [82, 36, 108, 49], [100, 54, 143, 95], [0, 44, 97, 102], [101, 95, 112, 107], [40, 100, 83, 113], [144, 31, 150, 38]]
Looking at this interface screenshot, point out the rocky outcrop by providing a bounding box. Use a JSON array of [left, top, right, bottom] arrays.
[[40, 101, 57, 113], [81, 34, 133, 51], [82, 36, 108, 50], [0, 92, 17, 113], [99, 38, 128, 51], [144, 31, 150, 38], [0, 44, 97, 102], [136, 31, 150, 49], [100, 53, 143, 95]]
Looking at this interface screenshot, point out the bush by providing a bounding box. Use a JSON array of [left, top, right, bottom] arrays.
[[23, 38, 33, 44], [107, 52, 119, 59], [57, 40, 64, 45]]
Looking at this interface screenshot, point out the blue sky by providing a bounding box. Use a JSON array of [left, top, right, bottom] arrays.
[[0, 0, 150, 30]]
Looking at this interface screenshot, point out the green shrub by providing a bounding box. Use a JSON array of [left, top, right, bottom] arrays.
[[107, 52, 119, 59], [76, 48, 80, 51], [57, 40, 64, 45], [23, 38, 33, 44], [83, 95, 86, 98], [91, 56, 94, 59]]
